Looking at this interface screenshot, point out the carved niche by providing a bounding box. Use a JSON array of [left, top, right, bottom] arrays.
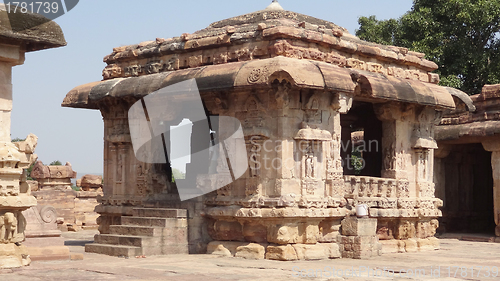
[[302, 92, 323, 124], [300, 142, 320, 197], [243, 94, 265, 129]]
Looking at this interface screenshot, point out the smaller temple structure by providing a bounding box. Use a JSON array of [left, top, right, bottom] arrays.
[[30, 161, 78, 227], [30, 161, 77, 190], [30, 163, 102, 230], [0, 6, 66, 268], [435, 84, 500, 239]]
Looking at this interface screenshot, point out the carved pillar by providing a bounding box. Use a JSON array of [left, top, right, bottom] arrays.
[[116, 143, 127, 196], [0, 63, 13, 143], [433, 145, 451, 209], [412, 107, 441, 215], [340, 116, 356, 175], [482, 138, 500, 236], [375, 103, 408, 180]]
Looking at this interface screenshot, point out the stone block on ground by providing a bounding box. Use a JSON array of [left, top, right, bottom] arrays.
[[341, 217, 377, 236], [206, 241, 241, 257], [379, 240, 405, 254], [292, 243, 327, 260], [235, 243, 267, 259], [265, 244, 298, 261], [404, 238, 418, 252]]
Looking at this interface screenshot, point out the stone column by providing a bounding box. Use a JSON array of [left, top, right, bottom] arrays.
[[482, 138, 500, 236], [0, 44, 24, 142], [0, 44, 39, 268]]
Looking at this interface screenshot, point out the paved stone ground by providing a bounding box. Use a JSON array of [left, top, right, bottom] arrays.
[[1, 230, 499, 280]]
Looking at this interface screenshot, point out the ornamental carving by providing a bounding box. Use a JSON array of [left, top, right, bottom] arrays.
[[247, 67, 269, 84]]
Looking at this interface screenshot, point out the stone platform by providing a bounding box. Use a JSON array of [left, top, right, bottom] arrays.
[[1, 233, 500, 280]]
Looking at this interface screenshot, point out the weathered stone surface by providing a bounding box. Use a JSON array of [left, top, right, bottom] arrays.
[[78, 174, 103, 190], [267, 224, 301, 245], [265, 245, 297, 261], [341, 217, 377, 236], [209, 220, 244, 241], [292, 243, 328, 260], [235, 243, 267, 259], [394, 220, 417, 240], [0, 9, 66, 51], [242, 222, 267, 243], [207, 241, 239, 257], [379, 239, 405, 254], [416, 237, 439, 251], [404, 238, 418, 253], [0, 244, 30, 269], [318, 219, 341, 243]]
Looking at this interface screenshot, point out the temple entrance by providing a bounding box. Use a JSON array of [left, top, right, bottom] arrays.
[[436, 143, 495, 234], [340, 102, 382, 177]]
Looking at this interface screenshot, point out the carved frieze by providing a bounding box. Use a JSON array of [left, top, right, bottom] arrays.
[[397, 180, 410, 198]]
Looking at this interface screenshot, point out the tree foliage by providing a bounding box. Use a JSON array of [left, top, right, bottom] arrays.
[[356, 0, 500, 94], [11, 137, 25, 142], [49, 160, 62, 166], [172, 168, 185, 182]]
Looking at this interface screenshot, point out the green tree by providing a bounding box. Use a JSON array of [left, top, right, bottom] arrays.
[[172, 168, 185, 182], [11, 137, 25, 142], [26, 161, 35, 180], [356, 0, 500, 94], [49, 160, 62, 166]]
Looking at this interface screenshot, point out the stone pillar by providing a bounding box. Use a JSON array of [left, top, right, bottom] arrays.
[[0, 44, 23, 143], [375, 103, 409, 180], [340, 216, 380, 259], [482, 138, 500, 236], [433, 144, 451, 205], [0, 44, 38, 268]]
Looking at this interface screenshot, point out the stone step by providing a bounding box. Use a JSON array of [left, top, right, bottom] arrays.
[[85, 243, 141, 257], [142, 244, 189, 256], [132, 208, 187, 218], [121, 216, 187, 228], [90, 235, 189, 256], [94, 234, 160, 248], [108, 225, 160, 237]]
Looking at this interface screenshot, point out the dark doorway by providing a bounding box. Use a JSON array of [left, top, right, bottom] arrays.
[[340, 102, 382, 177], [440, 143, 495, 234]]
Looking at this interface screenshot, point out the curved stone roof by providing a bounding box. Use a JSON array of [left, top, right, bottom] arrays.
[[437, 84, 500, 142], [63, 3, 471, 113], [0, 6, 66, 51], [63, 57, 455, 110], [100, 2, 438, 81]]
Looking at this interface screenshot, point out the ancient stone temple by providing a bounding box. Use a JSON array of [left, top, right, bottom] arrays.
[[0, 7, 66, 268], [30, 161, 77, 190], [63, 2, 472, 259], [435, 84, 500, 239], [29, 163, 102, 230]]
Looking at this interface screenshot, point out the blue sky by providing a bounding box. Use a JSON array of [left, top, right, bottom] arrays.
[[10, 0, 413, 175]]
